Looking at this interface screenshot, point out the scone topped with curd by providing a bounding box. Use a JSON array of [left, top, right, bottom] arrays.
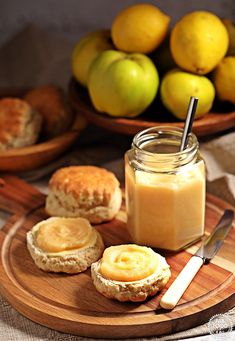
[[27, 217, 104, 273], [46, 166, 122, 224], [91, 244, 171, 302]]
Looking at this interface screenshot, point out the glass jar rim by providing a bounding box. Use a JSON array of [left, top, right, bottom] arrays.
[[132, 125, 198, 157]]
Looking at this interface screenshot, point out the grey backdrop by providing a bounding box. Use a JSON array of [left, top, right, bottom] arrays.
[[1, 0, 235, 46]]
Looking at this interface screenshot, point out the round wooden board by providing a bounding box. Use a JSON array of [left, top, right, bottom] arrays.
[[0, 176, 234, 338], [69, 77, 235, 137]]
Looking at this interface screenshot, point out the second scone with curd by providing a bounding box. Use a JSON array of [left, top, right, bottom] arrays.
[[91, 244, 171, 302]]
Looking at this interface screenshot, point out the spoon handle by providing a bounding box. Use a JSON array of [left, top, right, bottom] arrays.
[[180, 96, 198, 151]]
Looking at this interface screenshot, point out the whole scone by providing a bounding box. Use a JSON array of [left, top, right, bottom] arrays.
[[0, 98, 42, 150], [27, 216, 104, 274], [46, 166, 122, 224], [24, 85, 73, 138], [91, 244, 171, 302]]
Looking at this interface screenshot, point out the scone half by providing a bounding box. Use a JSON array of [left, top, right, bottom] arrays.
[[27, 217, 104, 274], [91, 244, 171, 302]]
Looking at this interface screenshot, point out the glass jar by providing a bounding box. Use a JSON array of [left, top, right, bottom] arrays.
[[125, 126, 206, 251]]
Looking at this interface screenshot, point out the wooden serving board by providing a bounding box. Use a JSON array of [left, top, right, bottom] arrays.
[[0, 175, 234, 339]]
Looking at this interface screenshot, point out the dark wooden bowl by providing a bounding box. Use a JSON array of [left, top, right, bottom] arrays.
[[69, 77, 235, 136], [0, 87, 87, 172]]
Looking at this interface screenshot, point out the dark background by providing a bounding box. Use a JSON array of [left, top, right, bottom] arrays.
[[1, 0, 235, 46]]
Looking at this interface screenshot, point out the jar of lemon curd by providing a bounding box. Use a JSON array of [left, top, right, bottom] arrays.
[[125, 126, 206, 251]]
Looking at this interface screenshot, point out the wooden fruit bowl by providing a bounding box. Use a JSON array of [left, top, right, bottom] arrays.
[[69, 77, 235, 136], [0, 88, 87, 173]]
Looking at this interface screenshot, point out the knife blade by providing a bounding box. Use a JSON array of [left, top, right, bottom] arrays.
[[160, 209, 234, 310]]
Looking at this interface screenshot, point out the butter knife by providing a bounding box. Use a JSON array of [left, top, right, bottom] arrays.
[[160, 209, 234, 310]]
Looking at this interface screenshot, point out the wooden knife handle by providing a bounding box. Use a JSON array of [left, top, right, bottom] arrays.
[[160, 256, 204, 310]]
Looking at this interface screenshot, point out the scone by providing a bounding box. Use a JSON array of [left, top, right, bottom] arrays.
[[24, 85, 73, 138], [27, 217, 104, 273], [91, 244, 171, 302], [0, 98, 42, 150], [46, 166, 122, 224]]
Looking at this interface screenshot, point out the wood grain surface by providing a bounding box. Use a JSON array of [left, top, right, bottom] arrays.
[[69, 77, 235, 137], [0, 175, 234, 338]]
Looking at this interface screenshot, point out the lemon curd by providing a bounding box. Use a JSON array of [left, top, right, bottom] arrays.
[[99, 244, 159, 282], [125, 127, 206, 251], [35, 217, 96, 254]]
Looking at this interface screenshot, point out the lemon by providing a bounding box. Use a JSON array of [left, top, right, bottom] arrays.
[[160, 69, 215, 120], [213, 56, 235, 104], [72, 30, 113, 87], [170, 11, 229, 75], [111, 4, 170, 54]]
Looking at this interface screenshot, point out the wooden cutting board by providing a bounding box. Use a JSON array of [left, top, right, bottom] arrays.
[[0, 175, 234, 339]]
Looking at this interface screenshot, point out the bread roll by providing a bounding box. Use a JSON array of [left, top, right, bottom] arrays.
[[46, 166, 122, 224], [0, 98, 42, 150], [24, 85, 73, 138]]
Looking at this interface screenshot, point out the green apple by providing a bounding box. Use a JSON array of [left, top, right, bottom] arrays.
[[87, 50, 159, 117], [72, 30, 114, 87]]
